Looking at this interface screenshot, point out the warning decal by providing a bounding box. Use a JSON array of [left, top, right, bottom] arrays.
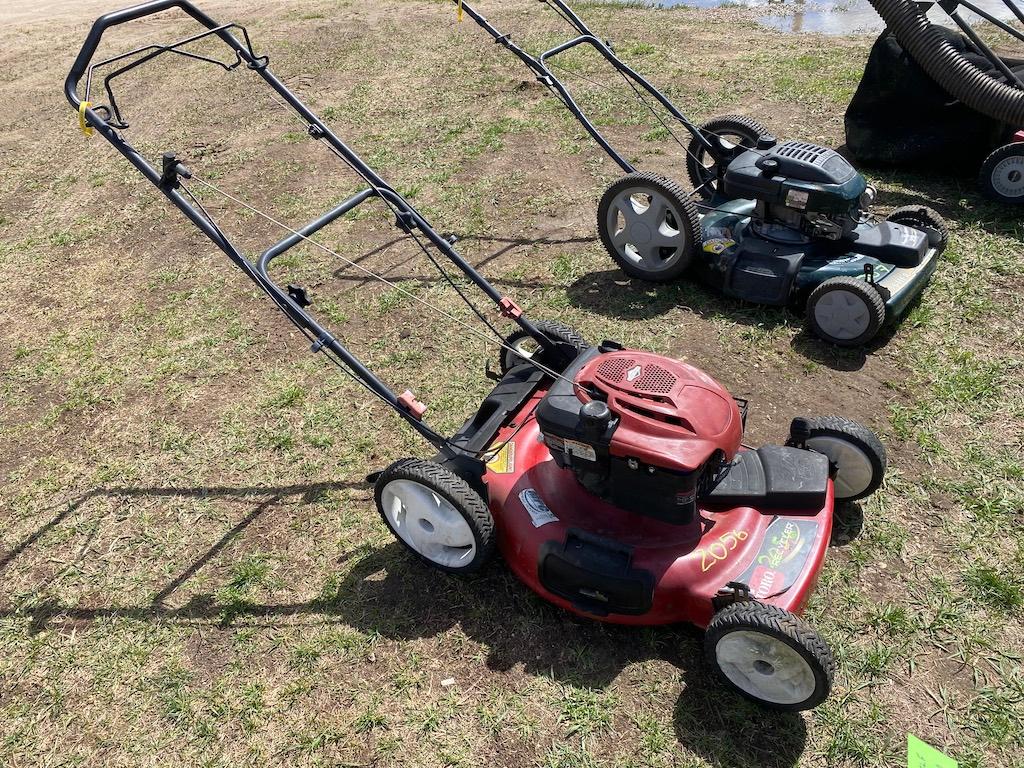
[[486, 442, 515, 474]]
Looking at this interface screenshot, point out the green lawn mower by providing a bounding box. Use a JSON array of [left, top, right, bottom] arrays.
[[454, 0, 949, 348]]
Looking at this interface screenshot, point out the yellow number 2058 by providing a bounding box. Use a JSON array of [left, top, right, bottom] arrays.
[[698, 530, 749, 573]]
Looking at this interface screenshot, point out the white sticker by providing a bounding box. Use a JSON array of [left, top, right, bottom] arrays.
[[519, 489, 559, 528], [786, 189, 809, 209], [544, 434, 565, 452], [564, 439, 597, 462]]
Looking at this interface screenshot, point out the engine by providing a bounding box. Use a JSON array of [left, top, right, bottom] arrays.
[[535, 348, 744, 524], [723, 141, 874, 242]]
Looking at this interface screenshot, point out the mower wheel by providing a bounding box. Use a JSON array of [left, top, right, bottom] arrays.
[[686, 115, 772, 200], [501, 319, 590, 374], [805, 276, 886, 347], [705, 602, 835, 711], [979, 143, 1024, 204], [598, 172, 701, 282], [804, 416, 887, 502], [375, 458, 496, 574], [886, 205, 949, 254]]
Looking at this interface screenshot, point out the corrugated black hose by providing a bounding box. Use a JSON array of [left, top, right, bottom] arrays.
[[867, 0, 1024, 125]]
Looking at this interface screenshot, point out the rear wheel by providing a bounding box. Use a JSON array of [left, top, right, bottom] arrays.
[[375, 458, 496, 574], [686, 115, 773, 200], [500, 319, 589, 374], [979, 143, 1024, 205], [886, 205, 949, 254], [805, 276, 886, 347], [705, 602, 835, 711], [597, 172, 701, 282], [804, 416, 887, 502]]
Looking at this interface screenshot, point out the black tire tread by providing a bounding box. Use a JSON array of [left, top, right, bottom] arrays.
[[886, 204, 949, 253], [501, 319, 590, 373], [534, 320, 589, 352], [374, 457, 496, 574], [805, 415, 888, 501], [597, 171, 701, 282], [805, 276, 886, 348], [979, 143, 1024, 204], [705, 601, 835, 711], [686, 115, 772, 198]]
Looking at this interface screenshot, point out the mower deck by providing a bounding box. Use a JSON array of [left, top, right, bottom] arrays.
[[701, 199, 940, 319], [475, 375, 834, 628]]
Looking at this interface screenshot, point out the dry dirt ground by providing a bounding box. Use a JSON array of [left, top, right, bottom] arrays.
[[1, 0, 1022, 766]]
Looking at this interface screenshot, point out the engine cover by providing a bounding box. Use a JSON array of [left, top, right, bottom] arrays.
[[535, 348, 744, 524], [578, 351, 743, 468], [724, 140, 868, 218]]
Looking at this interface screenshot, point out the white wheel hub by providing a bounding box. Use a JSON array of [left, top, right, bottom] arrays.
[[380, 479, 477, 568], [806, 435, 874, 500], [715, 630, 817, 705], [991, 154, 1024, 199], [813, 289, 871, 340]]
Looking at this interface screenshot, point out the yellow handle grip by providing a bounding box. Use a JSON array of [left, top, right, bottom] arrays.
[[78, 101, 95, 137]]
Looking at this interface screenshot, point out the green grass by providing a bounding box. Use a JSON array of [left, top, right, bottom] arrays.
[[1, 0, 1022, 766]]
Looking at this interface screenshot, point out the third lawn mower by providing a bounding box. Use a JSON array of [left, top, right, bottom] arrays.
[[452, 0, 949, 348]]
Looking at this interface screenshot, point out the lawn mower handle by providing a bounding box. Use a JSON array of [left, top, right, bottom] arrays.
[[65, 0, 242, 110], [451, 0, 715, 167], [65, 0, 563, 454]]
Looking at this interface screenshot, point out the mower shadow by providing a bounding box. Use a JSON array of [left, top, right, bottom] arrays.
[[3, 483, 806, 766], [566, 264, 937, 373], [565, 268, 878, 371], [326, 543, 808, 768], [565, 267, 795, 327], [324, 232, 596, 292]]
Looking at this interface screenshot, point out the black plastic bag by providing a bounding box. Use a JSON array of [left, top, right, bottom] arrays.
[[845, 27, 1020, 171]]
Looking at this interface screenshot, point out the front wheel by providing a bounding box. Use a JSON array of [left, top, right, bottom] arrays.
[[886, 205, 949, 254], [375, 458, 496, 574], [705, 602, 835, 711], [597, 172, 701, 283], [804, 416, 887, 502], [805, 276, 886, 347], [979, 142, 1024, 205]]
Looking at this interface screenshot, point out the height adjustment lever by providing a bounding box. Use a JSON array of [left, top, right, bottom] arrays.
[[160, 152, 192, 189]]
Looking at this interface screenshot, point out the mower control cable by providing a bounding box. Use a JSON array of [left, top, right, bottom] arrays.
[[160, 164, 468, 449], [183, 174, 589, 401], [181, 172, 521, 461], [252, 89, 607, 409], [260, 89, 509, 345], [78, 20, 512, 363]]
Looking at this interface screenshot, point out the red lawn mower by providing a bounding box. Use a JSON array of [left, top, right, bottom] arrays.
[[69, 0, 887, 711]]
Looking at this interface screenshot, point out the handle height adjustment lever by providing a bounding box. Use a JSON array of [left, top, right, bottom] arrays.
[[160, 152, 192, 189]]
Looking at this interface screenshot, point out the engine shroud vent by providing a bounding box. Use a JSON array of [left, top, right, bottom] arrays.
[[596, 356, 637, 383], [633, 364, 677, 394], [775, 141, 832, 166]]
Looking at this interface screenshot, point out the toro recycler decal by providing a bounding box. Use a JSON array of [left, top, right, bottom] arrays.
[[737, 518, 819, 599]]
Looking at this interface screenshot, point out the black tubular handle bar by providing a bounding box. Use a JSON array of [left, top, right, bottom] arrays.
[[66, 0, 555, 452], [453, 0, 716, 172]]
